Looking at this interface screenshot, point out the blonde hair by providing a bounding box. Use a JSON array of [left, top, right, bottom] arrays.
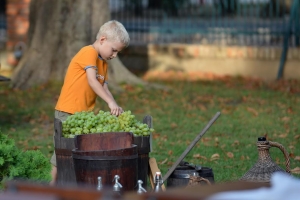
[[96, 20, 130, 47]]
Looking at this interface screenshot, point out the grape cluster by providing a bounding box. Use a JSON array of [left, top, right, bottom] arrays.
[[61, 110, 154, 138]]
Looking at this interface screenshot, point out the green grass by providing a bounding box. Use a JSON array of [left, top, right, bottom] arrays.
[[0, 78, 299, 183]]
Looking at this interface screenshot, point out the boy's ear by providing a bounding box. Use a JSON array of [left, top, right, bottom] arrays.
[[99, 36, 107, 44]]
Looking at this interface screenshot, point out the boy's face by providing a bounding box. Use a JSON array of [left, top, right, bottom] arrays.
[[98, 36, 125, 61]]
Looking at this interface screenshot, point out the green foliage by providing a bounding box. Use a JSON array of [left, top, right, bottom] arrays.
[[0, 129, 51, 188]]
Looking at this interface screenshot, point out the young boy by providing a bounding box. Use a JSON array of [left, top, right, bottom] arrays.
[[50, 20, 130, 185]]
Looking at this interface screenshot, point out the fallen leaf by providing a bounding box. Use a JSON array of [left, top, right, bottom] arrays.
[[287, 107, 293, 113], [170, 122, 178, 128], [278, 133, 288, 138], [295, 135, 300, 139], [168, 150, 173, 155], [290, 167, 300, 174], [240, 155, 245, 160], [159, 158, 168, 165], [193, 154, 207, 160], [247, 107, 258, 116], [210, 153, 220, 161], [289, 153, 295, 158], [152, 133, 160, 139], [227, 152, 234, 158], [281, 116, 290, 122], [294, 156, 300, 161], [232, 140, 240, 146], [289, 145, 295, 149]]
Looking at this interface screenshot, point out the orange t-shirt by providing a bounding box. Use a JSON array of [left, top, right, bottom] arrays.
[[55, 45, 108, 114]]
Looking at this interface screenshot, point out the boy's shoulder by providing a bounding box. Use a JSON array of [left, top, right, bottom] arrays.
[[75, 45, 98, 58], [79, 45, 96, 53]]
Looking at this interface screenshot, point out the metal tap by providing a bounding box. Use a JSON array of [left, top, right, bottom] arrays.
[[137, 180, 147, 194], [112, 175, 123, 192]]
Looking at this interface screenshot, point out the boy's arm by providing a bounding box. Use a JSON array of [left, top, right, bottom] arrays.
[[86, 68, 122, 116], [103, 83, 123, 113]]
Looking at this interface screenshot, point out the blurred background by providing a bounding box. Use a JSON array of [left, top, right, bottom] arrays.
[[0, 0, 299, 80]]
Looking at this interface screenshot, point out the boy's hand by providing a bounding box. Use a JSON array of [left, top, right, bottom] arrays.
[[108, 101, 123, 116]]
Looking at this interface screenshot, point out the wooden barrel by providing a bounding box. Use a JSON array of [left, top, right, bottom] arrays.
[[54, 115, 153, 187], [72, 132, 138, 191], [54, 118, 77, 186], [133, 136, 150, 189]]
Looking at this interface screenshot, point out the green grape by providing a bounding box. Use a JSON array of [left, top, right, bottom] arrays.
[[62, 110, 155, 138]]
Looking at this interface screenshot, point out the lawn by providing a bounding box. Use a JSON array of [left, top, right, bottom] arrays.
[[0, 77, 299, 183]]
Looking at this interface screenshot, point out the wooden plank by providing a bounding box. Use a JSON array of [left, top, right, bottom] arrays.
[[148, 157, 166, 191]]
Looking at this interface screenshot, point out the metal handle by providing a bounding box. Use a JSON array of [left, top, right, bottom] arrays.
[[269, 141, 290, 173]]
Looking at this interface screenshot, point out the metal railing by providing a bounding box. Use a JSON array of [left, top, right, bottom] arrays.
[[110, 0, 300, 47], [0, 13, 6, 50]]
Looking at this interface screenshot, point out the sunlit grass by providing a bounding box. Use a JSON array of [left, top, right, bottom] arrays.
[[0, 77, 299, 183]]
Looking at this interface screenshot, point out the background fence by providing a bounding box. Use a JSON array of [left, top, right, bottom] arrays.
[[0, 2, 7, 50], [110, 0, 300, 47]]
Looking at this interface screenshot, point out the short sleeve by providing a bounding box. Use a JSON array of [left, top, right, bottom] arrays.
[[76, 48, 98, 69]]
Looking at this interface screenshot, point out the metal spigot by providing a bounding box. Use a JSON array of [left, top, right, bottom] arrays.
[[137, 180, 147, 194], [97, 176, 102, 191], [113, 175, 123, 192]]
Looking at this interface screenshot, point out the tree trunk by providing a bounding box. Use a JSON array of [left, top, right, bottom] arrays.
[[11, 0, 157, 91]]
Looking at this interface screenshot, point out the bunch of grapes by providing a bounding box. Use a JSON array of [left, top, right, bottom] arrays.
[[62, 110, 154, 138]]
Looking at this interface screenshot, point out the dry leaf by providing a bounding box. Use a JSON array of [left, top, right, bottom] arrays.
[[232, 140, 240, 146], [295, 135, 300, 139], [202, 137, 211, 142], [227, 152, 234, 158], [290, 167, 300, 174], [240, 155, 245, 160], [170, 122, 178, 128], [289, 145, 295, 150], [159, 158, 168, 165], [287, 107, 293, 114], [278, 133, 288, 138], [281, 116, 290, 122], [168, 150, 173, 155], [247, 107, 258, 116], [152, 133, 160, 139], [193, 154, 207, 160], [211, 153, 220, 161], [289, 153, 295, 158], [294, 156, 300, 161], [193, 154, 200, 158]]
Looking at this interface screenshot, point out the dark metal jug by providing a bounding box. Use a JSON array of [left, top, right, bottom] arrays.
[[167, 161, 214, 188]]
